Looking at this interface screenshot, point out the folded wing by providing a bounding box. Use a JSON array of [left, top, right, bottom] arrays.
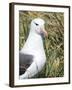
[[19, 52, 34, 75]]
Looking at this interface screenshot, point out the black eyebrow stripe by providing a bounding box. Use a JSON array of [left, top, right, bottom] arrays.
[[34, 22, 39, 26]]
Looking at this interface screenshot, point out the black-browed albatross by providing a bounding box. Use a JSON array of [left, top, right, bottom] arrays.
[[19, 18, 48, 79]]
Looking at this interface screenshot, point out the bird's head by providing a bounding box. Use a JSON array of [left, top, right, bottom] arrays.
[[30, 18, 48, 37]]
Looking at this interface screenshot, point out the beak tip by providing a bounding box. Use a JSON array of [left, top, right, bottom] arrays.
[[45, 31, 48, 37]]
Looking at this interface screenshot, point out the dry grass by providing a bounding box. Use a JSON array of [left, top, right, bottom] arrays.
[[19, 11, 64, 78]]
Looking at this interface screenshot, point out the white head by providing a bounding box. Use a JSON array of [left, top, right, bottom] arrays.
[[30, 18, 48, 37]]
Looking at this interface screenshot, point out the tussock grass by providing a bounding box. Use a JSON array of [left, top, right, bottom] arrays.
[[19, 11, 64, 78]]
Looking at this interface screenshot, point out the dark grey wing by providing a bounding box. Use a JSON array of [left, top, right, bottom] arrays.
[[19, 52, 34, 75]]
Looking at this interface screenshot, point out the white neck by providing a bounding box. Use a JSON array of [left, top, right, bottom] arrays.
[[21, 28, 45, 56]]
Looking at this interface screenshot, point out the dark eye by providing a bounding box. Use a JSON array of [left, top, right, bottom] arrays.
[[34, 22, 39, 26]]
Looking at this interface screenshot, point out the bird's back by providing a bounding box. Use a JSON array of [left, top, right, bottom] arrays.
[[19, 52, 34, 75]]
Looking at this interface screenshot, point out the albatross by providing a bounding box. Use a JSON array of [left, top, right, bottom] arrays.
[[19, 18, 48, 79]]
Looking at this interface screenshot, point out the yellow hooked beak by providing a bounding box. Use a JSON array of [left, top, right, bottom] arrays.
[[40, 27, 48, 37], [42, 29, 48, 37]]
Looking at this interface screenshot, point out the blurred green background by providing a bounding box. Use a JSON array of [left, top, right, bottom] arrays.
[[19, 11, 64, 78]]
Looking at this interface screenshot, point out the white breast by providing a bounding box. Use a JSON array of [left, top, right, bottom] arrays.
[[20, 30, 46, 71]]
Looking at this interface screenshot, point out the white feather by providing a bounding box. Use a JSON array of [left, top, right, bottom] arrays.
[[20, 18, 46, 79]]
